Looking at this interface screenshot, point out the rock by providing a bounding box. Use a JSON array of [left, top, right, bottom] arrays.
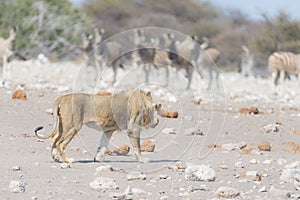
[[95, 165, 113, 172], [160, 195, 168, 200], [160, 110, 178, 118], [277, 158, 288, 165], [239, 107, 261, 114], [127, 172, 147, 181], [113, 144, 130, 156], [258, 141, 271, 151], [246, 171, 258, 179], [220, 165, 228, 169], [90, 177, 118, 191], [109, 192, 126, 199], [12, 166, 21, 171], [187, 185, 209, 192], [214, 186, 240, 198], [46, 108, 53, 115], [263, 159, 273, 164], [259, 186, 267, 192], [249, 159, 257, 164], [221, 141, 247, 151], [168, 162, 186, 170], [159, 174, 169, 179], [161, 128, 176, 134], [234, 161, 245, 168], [12, 90, 27, 100], [185, 165, 216, 181], [260, 124, 279, 133], [141, 139, 155, 152], [9, 181, 26, 193], [280, 169, 300, 182], [287, 193, 300, 199], [284, 161, 300, 169], [184, 128, 205, 136], [60, 163, 71, 169]]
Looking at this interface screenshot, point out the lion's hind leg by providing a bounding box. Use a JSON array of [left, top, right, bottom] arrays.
[[55, 127, 78, 163], [50, 129, 61, 162], [94, 130, 114, 162]]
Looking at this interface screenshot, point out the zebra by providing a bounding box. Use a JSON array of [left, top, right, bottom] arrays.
[[196, 37, 221, 90], [268, 51, 300, 89], [240, 45, 254, 77], [0, 27, 17, 85]]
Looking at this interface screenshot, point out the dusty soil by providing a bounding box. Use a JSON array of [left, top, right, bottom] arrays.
[[0, 60, 300, 199]]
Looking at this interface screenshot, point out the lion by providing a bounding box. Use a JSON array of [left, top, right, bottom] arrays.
[[34, 89, 162, 163]]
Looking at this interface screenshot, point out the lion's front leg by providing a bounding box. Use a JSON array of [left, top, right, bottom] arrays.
[[128, 128, 149, 163], [94, 130, 114, 162]]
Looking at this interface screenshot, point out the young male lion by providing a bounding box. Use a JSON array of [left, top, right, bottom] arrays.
[[35, 89, 162, 163]]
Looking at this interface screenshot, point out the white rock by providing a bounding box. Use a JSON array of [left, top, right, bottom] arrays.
[[185, 165, 216, 181], [187, 185, 209, 192], [9, 181, 26, 193], [95, 165, 112, 172], [295, 181, 300, 191], [220, 165, 228, 169], [246, 171, 258, 178], [277, 158, 288, 165], [284, 161, 300, 169], [127, 172, 147, 181], [222, 141, 247, 151], [184, 128, 205, 136], [60, 163, 70, 169], [259, 186, 267, 192], [249, 159, 257, 164], [160, 195, 168, 200], [12, 166, 21, 171], [131, 187, 146, 195], [280, 169, 300, 182], [263, 159, 273, 164], [234, 161, 245, 168], [159, 174, 169, 179], [214, 186, 240, 198], [260, 124, 279, 133], [161, 128, 176, 134], [90, 177, 118, 191]]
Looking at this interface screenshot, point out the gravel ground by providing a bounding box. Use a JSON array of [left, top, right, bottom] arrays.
[[0, 60, 299, 199]]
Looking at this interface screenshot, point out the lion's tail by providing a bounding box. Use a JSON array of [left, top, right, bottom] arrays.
[[34, 104, 59, 139]]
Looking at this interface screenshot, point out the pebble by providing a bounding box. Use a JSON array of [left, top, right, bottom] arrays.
[[220, 165, 228, 169], [127, 172, 147, 181], [187, 185, 209, 192], [277, 158, 288, 165], [280, 169, 300, 182], [95, 165, 113, 172], [260, 124, 279, 133], [221, 141, 247, 151], [284, 161, 300, 169], [159, 174, 169, 179], [258, 141, 271, 151], [184, 128, 205, 136], [263, 159, 273, 164], [214, 186, 240, 198], [246, 171, 258, 179], [185, 165, 216, 181], [234, 161, 245, 168], [60, 163, 71, 169], [249, 159, 257, 164], [258, 186, 267, 192], [12, 166, 21, 171], [161, 128, 176, 134], [9, 181, 26, 193], [90, 177, 119, 191]]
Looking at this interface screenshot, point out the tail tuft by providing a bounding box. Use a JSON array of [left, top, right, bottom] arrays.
[[34, 126, 44, 136]]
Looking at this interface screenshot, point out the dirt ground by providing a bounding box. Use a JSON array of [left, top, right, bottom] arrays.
[[0, 60, 300, 199]]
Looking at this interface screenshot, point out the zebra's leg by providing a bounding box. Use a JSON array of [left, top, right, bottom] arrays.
[[279, 70, 286, 93]]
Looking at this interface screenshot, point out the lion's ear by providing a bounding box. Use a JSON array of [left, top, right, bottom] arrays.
[[146, 91, 151, 97]]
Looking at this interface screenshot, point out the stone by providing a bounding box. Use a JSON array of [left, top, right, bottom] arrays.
[[60, 163, 71, 169], [90, 177, 118, 191], [12, 90, 27, 100], [141, 139, 155, 152], [185, 165, 216, 181], [221, 141, 247, 151], [277, 158, 288, 165], [9, 181, 26, 193], [258, 141, 271, 151], [95, 165, 113, 172], [260, 124, 279, 133], [184, 128, 205, 136], [159, 174, 169, 179], [280, 169, 300, 182], [258, 186, 267, 192], [161, 128, 176, 134], [214, 186, 240, 198], [127, 172, 147, 181], [12, 166, 21, 171], [246, 171, 258, 179], [113, 145, 130, 156], [249, 159, 257, 164]]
